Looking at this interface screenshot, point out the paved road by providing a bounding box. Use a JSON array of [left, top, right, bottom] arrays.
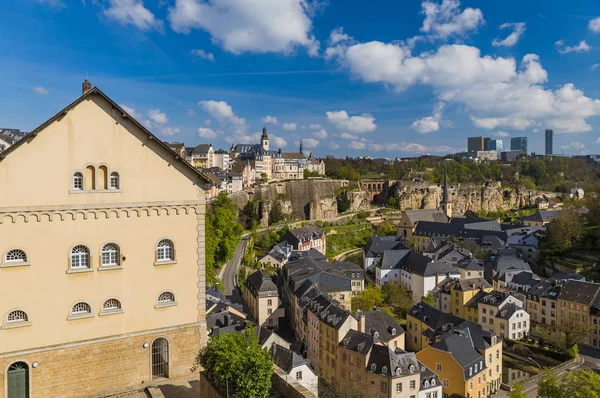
[[220, 236, 247, 297]]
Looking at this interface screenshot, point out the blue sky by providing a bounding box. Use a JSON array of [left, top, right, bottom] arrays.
[[1, 0, 599, 157]]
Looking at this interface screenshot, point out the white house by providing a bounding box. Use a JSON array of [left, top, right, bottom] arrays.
[[363, 235, 407, 272], [376, 250, 461, 302], [272, 343, 318, 396], [477, 291, 530, 340]]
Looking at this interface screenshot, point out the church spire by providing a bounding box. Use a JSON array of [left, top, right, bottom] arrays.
[[441, 165, 452, 218], [300, 139, 304, 156]]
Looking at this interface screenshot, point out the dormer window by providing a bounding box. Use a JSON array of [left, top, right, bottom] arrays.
[[469, 367, 473, 376], [424, 380, 429, 388], [409, 365, 415, 373], [371, 363, 376, 372], [474, 364, 478, 372], [382, 366, 388, 375], [431, 379, 436, 386], [374, 331, 379, 338], [391, 328, 396, 336]]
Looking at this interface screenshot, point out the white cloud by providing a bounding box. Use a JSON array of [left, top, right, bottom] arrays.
[[595, 137, 600, 144], [340, 132, 359, 140], [104, 0, 164, 31], [493, 131, 509, 137], [198, 127, 218, 139], [329, 142, 340, 150], [198, 100, 246, 132], [313, 129, 328, 139], [420, 0, 484, 40], [310, 124, 322, 129], [262, 115, 278, 125], [556, 40, 591, 54], [148, 108, 168, 124], [185, 108, 196, 117], [348, 141, 366, 150], [160, 127, 181, 136], [236, 133, 261, 144], [561, 141, 585, 151], [492, 22, 525, 47], [592, 64, 600, 71], [302, 138, 319, 148], [412, 102, 445, 133], [589, 17, 600, 33], [282, 122, 297, 131], [168, 0, 319, 55], [327, 110, 376, 134], [327, 31, 600, 133], [33, 86, 49, 95], [368, 143, 385, 151], [272, 136, 288, 148], [190, 49, 215, 62]]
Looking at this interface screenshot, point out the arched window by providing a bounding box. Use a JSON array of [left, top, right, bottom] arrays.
[[101, 299, 122, 314], [158, 292, 175, 303], [101, 243, 120, 266], [70, 245, 90, 269], [71, 302, 91, 315], [73, 172, 83, 190], [431, 379, 436, 386], [4, 249, 27, 263], [110, 172, 120, 189], [156, 239, 174, 262], [5, 310, 29, 326], [7, 362, 29, 398]]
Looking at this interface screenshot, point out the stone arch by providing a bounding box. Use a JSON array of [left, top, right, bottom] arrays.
[[85, 165, 96, 190], [98, 165, 108, 190]]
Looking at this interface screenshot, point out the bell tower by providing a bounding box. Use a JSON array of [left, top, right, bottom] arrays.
[[441, 165, 452, 219], [260, 127, 269, 151]]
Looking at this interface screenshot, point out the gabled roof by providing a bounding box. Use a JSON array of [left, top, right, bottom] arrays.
[[191, 144, 212, 155], [367, 346, 421, 379], [408, 302, 464, 332], [363, 309, 405, 342], [307, 294, 352, 329], [521, 210, 563, 223], [430, 328, 485, 379], [383, 250, 459, 277], [0, 87, 214, 185], [281, 152, 305, 160], [495, 303, 521, 319], [245, 269, 278, 296], [271, 344, 309, 373], [364, 236, 407, 258], [285, 257, 363, 296], [560, 280, 600, 306], [340, 329, 374, 355], [405, 209, 448, 225], [457, 259, 484, 271]]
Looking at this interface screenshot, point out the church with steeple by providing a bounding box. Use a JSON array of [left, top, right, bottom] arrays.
[[228, 127, 325, 181], [440, 166, 452, 218]]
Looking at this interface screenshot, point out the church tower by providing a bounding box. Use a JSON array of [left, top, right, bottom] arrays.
[[260, 127, 269, 151], [300, 140, 304, 156], [441, 165, 452, 219]]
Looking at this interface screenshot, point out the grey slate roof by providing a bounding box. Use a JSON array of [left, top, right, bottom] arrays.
[[457, 259, 484, 271], [307, 294, 352, 329], [288, 248, 327, 262], [271, 344, 309, 373], [340, 329, 374, 355], [560, 280, 600, 306], [245, 270, 278, 298], [381, 250, 459, 277], [414, 221, 508, 243], [477, 290, 512, 308], [405, 209, 449, 226], [281, 225, 325, 246], [364, 236, 407, 258], [191, 144, 212, 155], [425, 243, 471, 264], [363, 309, 405, 342], [521, 210, 563, 224], [284, 257, 363, 296], [430, 328, 486, 379], [409, 302, 464, 332], [419, 362, 441, 391], [367, 346, 421, 379], [496, 303, 520, 319]]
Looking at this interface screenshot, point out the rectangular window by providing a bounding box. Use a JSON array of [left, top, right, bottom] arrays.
[[410, 380, 415, 389], [436, 363, 442, 371], [443, 379, 449, 387], [396, 383, 402, 392], [381, 381, 387, 392], [296, 371, 302, 380], [267, 299, 272, 306], [267, 309, 272, 315]]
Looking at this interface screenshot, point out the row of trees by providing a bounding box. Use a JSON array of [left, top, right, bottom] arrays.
[[350, 282, 434, 318], [206, 192, 244, 286], [511, 368, 600, 398]]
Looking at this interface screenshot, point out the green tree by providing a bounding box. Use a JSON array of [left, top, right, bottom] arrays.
[[194, 326, 273, 398], [206, 192, 244, 285], [533, 319, 591, 350], [509, 382, 527, 398], [381, 282, 412, 316], [375, 221, 397, 236], [422, 292, 436, 307], [261, 172, 268, 182], [240, 200, 260, 230], [542, 210, 584, 255], [337, 194, 351, 213], [560, 369, 600, 398], [385, 196, 398, 209], [351, 285, 384, 313], [537, 368, 562, 398], [268, 201, 285, 225]]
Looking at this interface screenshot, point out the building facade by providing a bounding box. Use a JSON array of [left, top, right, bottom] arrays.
[[0, 84, 209, 398], [244, 270, 283, 328], [510, 137, 528, 154], [545, 129, 553, 155]]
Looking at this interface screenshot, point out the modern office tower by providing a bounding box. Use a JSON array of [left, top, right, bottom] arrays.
[[545, 129, 553, 155], [468, 136, 487, 153], [487, 139, 503, 153], [511, 137, 528, 155]]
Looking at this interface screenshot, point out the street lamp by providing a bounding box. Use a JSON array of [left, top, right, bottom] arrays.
[[528, 357, 543, 398]]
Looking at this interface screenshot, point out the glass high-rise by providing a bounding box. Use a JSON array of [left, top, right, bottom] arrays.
[[511, 137, 528, 155], [545, 129, 553, 155]]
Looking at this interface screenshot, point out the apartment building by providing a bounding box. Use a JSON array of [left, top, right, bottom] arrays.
[[280, 225, 327, 255], [0, 83, 211, 398], [525, 280, 561, 326], [437, 278, 493, 322], [363, 235, 408, 272], [406, 303, 464, 352], [557, 280, 600, 346], [243, 269, 283, 328], [361, 309, 406, 350], [477, 291, 530, 340], [187, 143, 214, 169]]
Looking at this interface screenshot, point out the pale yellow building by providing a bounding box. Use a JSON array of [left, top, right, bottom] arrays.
[[244, 269, 283, 328], [0, 83, 211, 398]]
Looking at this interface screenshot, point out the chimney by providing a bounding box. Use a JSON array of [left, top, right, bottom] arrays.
[[358, 311, 366, 333], [82, 79, 92, 94]]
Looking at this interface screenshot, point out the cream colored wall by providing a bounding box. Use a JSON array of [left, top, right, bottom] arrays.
[[0, 94, 205, 354], [0, 97, 201, 209]]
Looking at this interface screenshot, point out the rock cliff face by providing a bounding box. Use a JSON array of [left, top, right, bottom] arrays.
[[393, 181, 558, 214], [229, 180, 371, 225]]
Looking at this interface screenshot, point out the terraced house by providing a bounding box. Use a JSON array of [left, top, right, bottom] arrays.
[[0, 82, 211, 398]]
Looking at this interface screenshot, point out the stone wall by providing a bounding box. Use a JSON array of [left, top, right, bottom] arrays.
[[392, 181, 558, 214], [0, 326, 200, 398], [229, 180, 370, 225]]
